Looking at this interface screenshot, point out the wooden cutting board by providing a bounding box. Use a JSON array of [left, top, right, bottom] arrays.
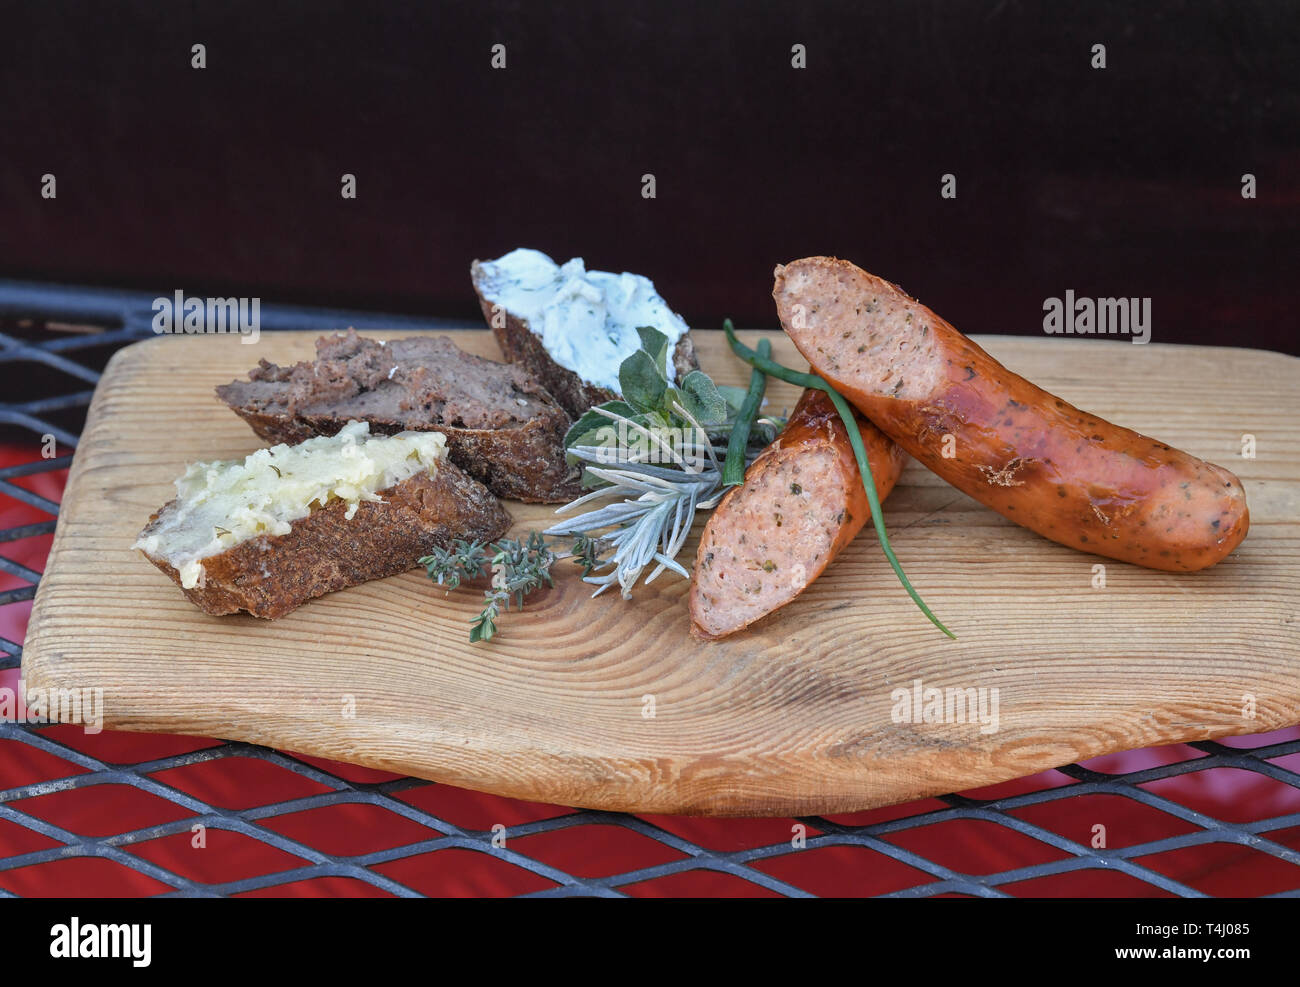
[[22, 330, 1300, 816]]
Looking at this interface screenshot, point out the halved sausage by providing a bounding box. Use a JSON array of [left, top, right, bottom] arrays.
[[774, 256, 1249, 572], [690, 388, 906, 639]]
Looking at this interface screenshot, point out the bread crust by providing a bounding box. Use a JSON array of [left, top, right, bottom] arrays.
[[137, 464, 511, 619]]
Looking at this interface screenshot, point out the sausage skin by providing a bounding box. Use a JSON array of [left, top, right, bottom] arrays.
[[690, 388, 906, 640], [773, 257, 1249, 572]]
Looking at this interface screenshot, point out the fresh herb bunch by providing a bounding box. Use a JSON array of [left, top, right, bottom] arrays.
[[546, 327, 778, 599], [561, 326, 771, 463], [422, 327, 783, 641]]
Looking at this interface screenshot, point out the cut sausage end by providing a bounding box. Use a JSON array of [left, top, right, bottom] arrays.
[[775, 258, 944, 402], [690, 445, 846, 640], [689, 387, 905, 640]]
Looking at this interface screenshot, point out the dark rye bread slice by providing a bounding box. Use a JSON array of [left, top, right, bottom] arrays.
[[470, 271, 700, 420], [216, 330, 580, 503], [138, 465, 510, 619]]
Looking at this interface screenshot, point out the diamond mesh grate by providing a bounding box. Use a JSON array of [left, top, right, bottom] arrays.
[[1, 279, 1297, 898]]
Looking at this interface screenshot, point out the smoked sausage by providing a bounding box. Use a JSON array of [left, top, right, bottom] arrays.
[[773, 257, 1249, 572]]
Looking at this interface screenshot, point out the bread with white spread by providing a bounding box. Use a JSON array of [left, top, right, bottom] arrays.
[[134, 422, 510, 618], [471, 248, 699, 419]]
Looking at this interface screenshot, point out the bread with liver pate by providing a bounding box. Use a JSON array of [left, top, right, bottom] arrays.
[[217, 330, 580, 503]]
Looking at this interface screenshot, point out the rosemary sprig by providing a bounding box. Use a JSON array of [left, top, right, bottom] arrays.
[[723, 337, 770, 486], [724, 320, 954, 639], [546, 400, 724, 598]]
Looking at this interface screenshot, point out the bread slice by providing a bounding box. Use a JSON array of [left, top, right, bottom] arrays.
[[135, 423, 510, 619], [216, 329, 580, 503], [471, 248, 699, 419]]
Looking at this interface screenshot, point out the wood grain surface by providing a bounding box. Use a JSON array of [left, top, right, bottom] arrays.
[[21, 330, 1300, 816]]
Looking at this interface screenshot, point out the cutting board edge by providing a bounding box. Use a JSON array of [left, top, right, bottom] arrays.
[[15, 645, 1300, 817]]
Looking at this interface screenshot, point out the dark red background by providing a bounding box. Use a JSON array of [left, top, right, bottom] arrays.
[[1, 0, 1297, 352]]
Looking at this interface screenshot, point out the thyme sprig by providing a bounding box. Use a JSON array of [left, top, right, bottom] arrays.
[[571, 533, 608, 576], [420, 533, 595, 642], [419, 539, 492, 590]]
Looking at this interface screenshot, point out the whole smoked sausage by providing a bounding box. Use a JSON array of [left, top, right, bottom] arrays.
[[773, 257, 1248, 572]]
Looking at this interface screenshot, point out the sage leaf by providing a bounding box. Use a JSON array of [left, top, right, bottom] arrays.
[[715, 384, 750, 413], [679, 370, 728, 425], [635, 326, 670, 373], [564, 401, 638, 450], [619, 349, 667, 413]]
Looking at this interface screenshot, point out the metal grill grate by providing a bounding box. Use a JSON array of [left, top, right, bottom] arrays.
[[2, 280, 1297, 898]]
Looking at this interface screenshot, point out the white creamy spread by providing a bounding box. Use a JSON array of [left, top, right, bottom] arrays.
[[472, 248, 689, 394], [134, 421, 446, 589]]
